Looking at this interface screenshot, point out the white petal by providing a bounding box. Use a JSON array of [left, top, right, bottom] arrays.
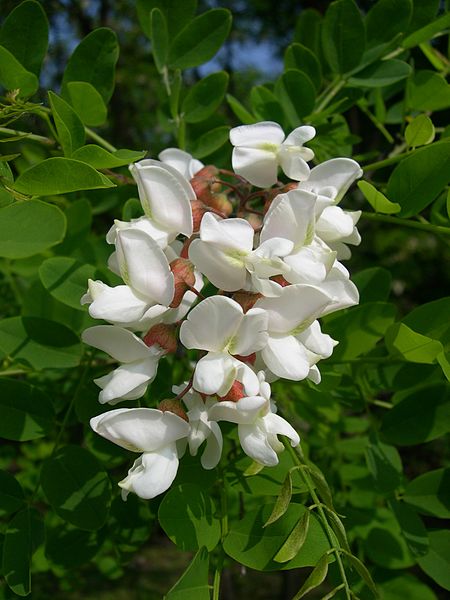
[[129, 159, 194, 236], [278, 149, 311, 182], [283, 126, 316, 146], [261, 335, 310, 380], [264, 413, 300, 447], [318, 263, 360, 315], [230, 308, 268, 355], [82, 325, 150, 362], [200, 422, 223, 469], [119, 445, 179, 499], [193, 352, 237, 396], [300, 158, 362, 204], [90, 407, 190, 452], [239, 423, 279, 466], [296, 321, 337, 359], [261, 190, 316, 247], [106, 217, 171, 248], [315, 206, 355, 242], [256, 284, 332, 334], [116, 229, 174, 305], [84, 281, 150, 326], [159, 148, 204, 179], [307, 365, 321, 384], [189, 239, 247, 292], [200, 212, 254, 253], [232, 147, 278, 188], [180, 296, 244, 352], [95, 358, 158, 404], [209, 396, 266, 425], [284, 245, 335, 285], [230, 121, 285, 147]]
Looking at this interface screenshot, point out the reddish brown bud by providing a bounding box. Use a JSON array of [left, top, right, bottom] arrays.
[[170, 258, 196, 308], [233, 353, 256, 365], [232, 291, 262, 313], [180, 238, 193, 259], [190, 165, 220, 203], [191, 199, 210, 232], [143, 323, 177, 354], [247, 213, 262, 230], [205, 192, 233, 217], [218, 380, 245, 402], [270, 275, 290, 288], [158, 399, 189, 422]]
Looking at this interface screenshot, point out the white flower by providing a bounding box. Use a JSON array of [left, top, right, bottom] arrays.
[[173, 385, 223, 469], [180, 295, 268, 396], [159, 148, 204, 180], [255, 284, 335, 382], [230, 121, 315, 187], [106, 216, 171, 250], [90, 408, 190, 499], [209, 372, 299, 466], [189, 212, 292, 294], [129, 159, 194, 238], [82, 325, 164, 404]]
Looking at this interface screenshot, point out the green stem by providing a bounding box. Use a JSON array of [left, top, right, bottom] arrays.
[[360, 211, 450, 236], [363, 152, 411, 172], [315, 77, 346, 113], [85, 127, 117, 152], [357, 100, 394, 144], [284, 442, 352, 600], [0, 126, 54, 145], [0, 368, 29, 377], [1, 259, 23, 304]]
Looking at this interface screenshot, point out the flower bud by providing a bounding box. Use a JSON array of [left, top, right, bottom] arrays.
[[180, 238, 193, 259], [191, 200, 210, 233], [190, 165, 219, 203], [143, 323, 177, 354], [233, 353, 256, 365], [170, 258, 196, 308], [270, 275, 290, 287], [218, 380, 245, 402], [205, 192, 233, 217], [158, 399, 189, 422], [232, 291, 262, 313]]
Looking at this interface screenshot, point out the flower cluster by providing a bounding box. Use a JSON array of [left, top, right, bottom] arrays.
[[82, 121, 362, 500]]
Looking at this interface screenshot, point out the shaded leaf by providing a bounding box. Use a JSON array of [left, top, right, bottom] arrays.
[[165, 547, 210, 600], [358, 181, 400, 214], [273, 509, 310, 563]]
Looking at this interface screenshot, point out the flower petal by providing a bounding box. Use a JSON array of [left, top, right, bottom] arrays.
[[300, 158, 362, 205], [189, 239, 247, 291], [264, 413, 300, 447], [261, 335, 310, 380], [90, 407, 190, 452], [296, 321, 337, 359], [239, 423, 279, 466], [200, 422, 223, 469], [193, 352, 236, 396], [83, 281, 150, 326], [200, 212, 254, 253], [231, 307, 268, 355], [232, 147, 278, 187], [106, 217, 171, 248], [283, 125, 316, 146], [261, 190, 316, 247], [230, 121, 285, 147], [278, 149, 311, 182], [82, 325, 150, 362], [119, 445, 179, 499], [209, 396, 266, 425], [159, 148, 204, 180], [315, 206, 355, 242], [95, 358, 158, 404]]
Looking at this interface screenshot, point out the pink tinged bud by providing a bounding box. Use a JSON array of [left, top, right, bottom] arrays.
[[191, 200, 211, 233], [180, 238, 192, 259], [218, 380, 245, 402], [270, 274, 290, 287], [143, 323, 178, 354], [204, 193, 233, 217], [190, 165, 220, 203], [169, 258, 196, 308], [158, 399, 189, 422], [247, 213, 262, 230], [232, 291, 262, 313], [233, 353, 256, 366]]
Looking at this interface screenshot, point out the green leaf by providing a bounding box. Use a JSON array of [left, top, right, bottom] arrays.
[[39, 256, 97, 310], [168, 9, 232, 70], [386, 140, 450, 218], [58, 198, 92, 255], [264, 471, 293, 527], [275, 69, 316, 125], [66, 82, 108, 127], [62, 28, 119, 103], [48, 91, 85, 157], [122, 198, 143, 221], [223, 504, 332, 571], [108, 494, 153, 554], [402, 297, 450, 349], [294, 9, 322, 55], [349, 59, 411, 88], [40, 445, 111, 531], [0, 471, 25, 517], [158, 483, 220, 551], [45, 518, 101, 569], [150, 8, 168, 73], [417, 530, 450, 591], [389, 499, 429, 557], [385, 323, 443, 363], [169, 69, 182, 120], [136, 0, 197, 39], [405, 114, 435, 148], [284, 43, 322, 90], [381, 382, 450, 445], [0, 316, 82, 370], [403, 468, 450, 519], [324, 302, 397, 360], [165, 547, 210, 600], [407, 70, 450, 112], [182, 71, 229, 123], [343, 551, 378, 597], [292, 553, 329, 599], [188, 126, 230, 159], [408, 0, 439, 33], [0, 379, 54, 441], [250, 86, 285, 124], [322, 0, 365, 74], [365, 435, 402, 494], [358, 181, 401, 214], [0, 45, 38, 97], [226, 94, 255, 124], [0, 0, 48, 76], [3, 508, 44, 596], [403, 11, 450, 48], [14, 157, 115, 196], [72, 145, 146, 169], [353, 267, 392, 303], [0, 200, 66, 258], [365, 0, 412, 47], [273, 510, 310, 563], [378, 573, 437, 600]]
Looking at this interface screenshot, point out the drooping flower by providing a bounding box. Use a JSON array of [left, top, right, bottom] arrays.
[[82, 325, 165, 404], [209, 371, 299, 466], [179, 295, 268, 396], [90, 408, 190, 499], [158, 148, 204, 181], [230, 121, 315, 187]]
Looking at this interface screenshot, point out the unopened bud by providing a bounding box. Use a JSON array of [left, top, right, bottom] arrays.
[[191, 200, 210, 232], [143, 323, 177, 354], [170, 258, 196, 308], [218, 380, 245, 402], [233, 353, 256, 365], [158, 399, 189, 422], [232, 291, 262, 313], [270, 275, 290, 288], [205, 192, 233, 216], [190, 165, 220, 203], [247, 213, 262, 230], [180, 238, 192, 259]]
